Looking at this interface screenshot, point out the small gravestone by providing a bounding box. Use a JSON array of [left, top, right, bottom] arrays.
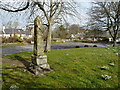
[[30, 16, 51, 75]]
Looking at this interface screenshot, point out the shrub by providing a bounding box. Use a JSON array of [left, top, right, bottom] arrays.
[[25, 37, 34, 44], [9, 37, 17, 43], [62, 41, 65, 43], [93, 45, 97, 47], [2, 33, 24, 43], [52, 39, 57, 42], [102, 37, 109, 42], [2, 37, 7, 43], [17, 37, 23, 42], [84, 45, 89, 47], [13, 33, 22, 43], [14, 33, 18, 39], [97, 38, 102, 41], [78, 37, 81, 40], [75, 45, 79, 48], [74, 40, 78, 42], [2, 37, 18, 43]]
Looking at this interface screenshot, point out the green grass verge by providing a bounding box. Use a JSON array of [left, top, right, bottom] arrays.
[[2, 47, 119, 88], [1, 43, 25, 47], [51, 40, 73, 44]]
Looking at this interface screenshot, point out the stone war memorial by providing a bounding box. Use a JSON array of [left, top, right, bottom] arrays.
[[30, 16, 52, 75]]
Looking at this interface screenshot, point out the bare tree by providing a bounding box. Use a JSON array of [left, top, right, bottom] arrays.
[[14, 21, 19, 29], [7, 21, 12, 29], [69, 24, 79, 35], [0, 0, 80, 52], [89, 1, 120, 47], [52, 24, 68, 39]]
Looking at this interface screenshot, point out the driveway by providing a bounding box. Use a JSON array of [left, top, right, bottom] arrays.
[[1, 42, 116, 55]]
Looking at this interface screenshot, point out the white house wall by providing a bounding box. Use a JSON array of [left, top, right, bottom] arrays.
[[29, 35, 32, 38], [2, 34, 33, 39], [3, 34, 10, 38]]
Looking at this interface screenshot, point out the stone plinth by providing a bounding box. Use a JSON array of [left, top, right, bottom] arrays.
[[32, 55, 47, 65], [30, 55, 51, 75]]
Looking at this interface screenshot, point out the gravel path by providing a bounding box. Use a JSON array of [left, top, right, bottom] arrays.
[[1, 42, 116, 55]]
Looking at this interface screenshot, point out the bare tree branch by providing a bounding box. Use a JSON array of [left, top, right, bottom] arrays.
[[0, 0, 30, 12]]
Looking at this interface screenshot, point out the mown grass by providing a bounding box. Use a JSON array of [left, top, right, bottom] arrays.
[[51, 40, 73, 44], [1, 41, 73, 47], [1, 43, 25, 47], [2, 47, 119, 88]]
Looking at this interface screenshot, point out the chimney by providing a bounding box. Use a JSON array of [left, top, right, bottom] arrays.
[[22, 27, 24, 30], [2, 25, 5, 34], [26, 25, 29, 31]]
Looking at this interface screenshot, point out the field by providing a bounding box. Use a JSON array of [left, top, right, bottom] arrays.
[[2, 47, 119, 88]]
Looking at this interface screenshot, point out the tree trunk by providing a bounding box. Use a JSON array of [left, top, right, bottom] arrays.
[[45, 23, 52, 52], [113, 38, 116, 47]]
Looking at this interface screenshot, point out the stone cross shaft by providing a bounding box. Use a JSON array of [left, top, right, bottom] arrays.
[[34, 16, 44, 56]]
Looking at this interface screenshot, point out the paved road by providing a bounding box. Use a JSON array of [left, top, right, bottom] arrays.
[[1, 42, 117, 55]]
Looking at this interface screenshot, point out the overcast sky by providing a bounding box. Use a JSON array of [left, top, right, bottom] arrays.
[[0, 1, 92, 31]]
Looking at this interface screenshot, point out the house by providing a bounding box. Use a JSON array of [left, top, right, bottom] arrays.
[[74, 32, 85, 40], [106, 30, 120, 42], [85, 29, 120, 42], [2, 28, 26, 38], [1, 25, 34, 39]]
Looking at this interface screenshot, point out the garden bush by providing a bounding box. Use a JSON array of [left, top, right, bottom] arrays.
[[62, 41, 65, 43], [75, 45, 79, 48], [93, 45, 97, 47], [102, 37, 109, 42], [84, 45, 89, 47], [17, 37, 23, 42], [2, 37, 17, 43], [78, 37, 81, 40], [2, 37, 7, 43], [25, 37, 34, 44], [74, 40, 78, 42]]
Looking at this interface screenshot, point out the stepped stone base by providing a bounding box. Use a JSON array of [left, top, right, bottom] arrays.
[[29, 55, 52, 75]]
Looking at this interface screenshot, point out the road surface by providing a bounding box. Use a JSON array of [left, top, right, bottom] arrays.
[[1, 42, 116, 55]]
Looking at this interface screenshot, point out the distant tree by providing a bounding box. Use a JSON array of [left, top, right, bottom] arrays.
[[26, 25, 29, 31], [6, 21, 19, 29], [89, 1, 120, 47], [79, 27, 85, 33], [43, 25, 48, 41], [52, 25, 68, 39], [52, 25, 59, 38], [85, 29, 104, 39], [7, 21, 12, 29], [59, 25, 68, 39], [64, 22, 70, 31], [14, 21, 19, 29], [69, 24, 79, 35]]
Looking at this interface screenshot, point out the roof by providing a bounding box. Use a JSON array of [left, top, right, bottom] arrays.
[[26, 30, 31, 35], [3, 29, 26, 34], [2, 28, 32, 35]]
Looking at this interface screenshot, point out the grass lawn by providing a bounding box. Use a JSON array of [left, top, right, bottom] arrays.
[[2, 47, 119, 88], [1, 41, 73, 47], [1, 43, 25, 47], [51, 40, 73, 44]]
